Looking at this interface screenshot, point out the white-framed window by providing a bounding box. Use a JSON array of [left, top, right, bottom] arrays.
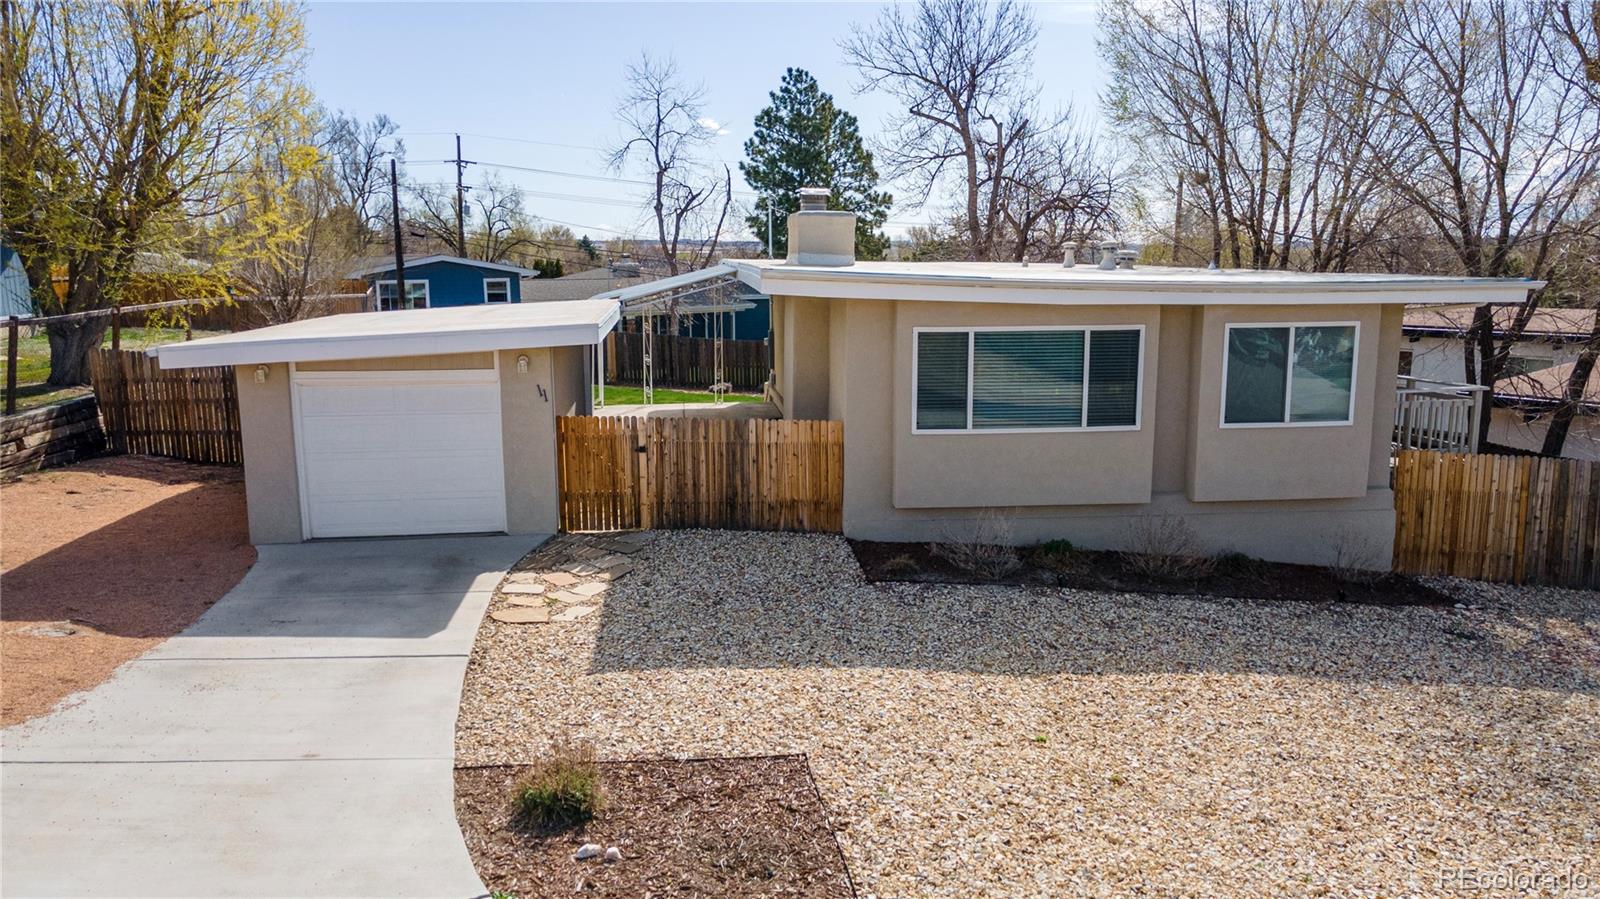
[[912, 326, 1145, 433], [1221, 322, 1358, 427], [376, 280, 429, 311], [483, 277, 510, 303]]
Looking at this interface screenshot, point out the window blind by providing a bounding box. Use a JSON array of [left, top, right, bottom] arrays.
[[972, 331, 1084, 428], [1086, 330, 1141, 427], [915, 332, 969, 430]]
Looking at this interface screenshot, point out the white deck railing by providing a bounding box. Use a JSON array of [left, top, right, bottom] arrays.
[[1395, 375, 1489, 454]]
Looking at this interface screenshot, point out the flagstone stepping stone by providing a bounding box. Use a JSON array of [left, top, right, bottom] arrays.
[[600, 561, 634, 579], [542, 572, 579, 587], [547, 589, 587, 604], [502, 582, 547, 596], [571, 582, 608, 598], [551, 605, 596, 622], [564, 562, 601, 576], [504, 595, 551, 608], [490, 607, 549, 624]]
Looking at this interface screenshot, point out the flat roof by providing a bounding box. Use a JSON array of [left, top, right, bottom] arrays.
[[152, 300, 620, 369], [347, 254, 542, 278], [731, 259, 1541, 307]]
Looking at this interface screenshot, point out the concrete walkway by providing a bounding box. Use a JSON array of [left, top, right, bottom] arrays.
[[1, 534, 540, 899]]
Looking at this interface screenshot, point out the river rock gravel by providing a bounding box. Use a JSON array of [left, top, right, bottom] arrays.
[[456, 530, 1599, 898]]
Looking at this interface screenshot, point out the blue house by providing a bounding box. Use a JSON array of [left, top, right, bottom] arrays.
[[348, 255, 540, 311]]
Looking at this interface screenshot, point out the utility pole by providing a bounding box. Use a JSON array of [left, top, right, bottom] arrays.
[[766, 200, 774, 258], [390, 158, 407, 310], [1172, 174, 1185, 267], [454, 134, 470, 257]]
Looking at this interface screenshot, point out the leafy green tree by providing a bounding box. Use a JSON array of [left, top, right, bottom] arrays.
[[577, 235, 599, 262], [0, 0, 309, 384], [740, 68, 891, 259]]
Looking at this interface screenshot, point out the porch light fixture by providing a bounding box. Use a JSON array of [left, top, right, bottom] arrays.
[[254, 365, 268, 384], [516, 354, 529, 374]]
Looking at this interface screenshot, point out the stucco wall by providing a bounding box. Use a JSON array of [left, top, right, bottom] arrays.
[[235, 363, 302, 544], [780, 296, 1400, 567], [1186, 303, 1382, 502], [890, 301, 1160, 508], [498, 348, 561, 535]]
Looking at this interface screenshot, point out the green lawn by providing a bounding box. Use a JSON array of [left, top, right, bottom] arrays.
[[599, 385, 765, 405], [3, 326, 222, 413]]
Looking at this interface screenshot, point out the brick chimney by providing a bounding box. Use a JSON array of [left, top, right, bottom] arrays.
[[786, 187, 855, 266]]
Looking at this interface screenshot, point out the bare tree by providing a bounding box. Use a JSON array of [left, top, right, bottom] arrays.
[[322, 111, 402, 251], [843, 0, 1117, 260], [1356, 0, 1600, 440], [407, 172, 538, 264], [608, 54, 732, 275]]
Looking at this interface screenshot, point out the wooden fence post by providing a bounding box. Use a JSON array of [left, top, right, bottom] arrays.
[[111, 307, 121, 351], [5, 315, 18, 416]]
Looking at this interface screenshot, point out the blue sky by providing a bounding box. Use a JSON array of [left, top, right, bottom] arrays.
[[305, 1, 1106, 241]]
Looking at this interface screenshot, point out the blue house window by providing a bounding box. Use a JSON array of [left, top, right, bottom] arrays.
[[484, 278, 510, 303], [377, 280, 429, 311]]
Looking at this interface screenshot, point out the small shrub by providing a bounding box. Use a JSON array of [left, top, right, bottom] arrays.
[[929, 510, 1023, 579], [512, 742, 604, 829], [1211, 550, 1264, 577], [1123, 515, 1217, 581], [881, 554, 921, 578], [1327, 528, 1386, 585], [1028, 538, 1081, 573]]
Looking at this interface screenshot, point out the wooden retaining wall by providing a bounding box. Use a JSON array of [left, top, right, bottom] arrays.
[[1392, 450, 1600, 589], [88, 349, 242, 465], [557, 415, 843, 533], [0, 396, 105, 479]]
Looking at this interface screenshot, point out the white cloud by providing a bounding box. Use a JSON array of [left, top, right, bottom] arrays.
[[697, 116, 730, 136]]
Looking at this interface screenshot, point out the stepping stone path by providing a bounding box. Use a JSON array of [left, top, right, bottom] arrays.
[[490, 532, 654, 626]]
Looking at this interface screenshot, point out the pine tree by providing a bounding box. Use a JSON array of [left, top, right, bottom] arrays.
[[740, 68, 892, 259]]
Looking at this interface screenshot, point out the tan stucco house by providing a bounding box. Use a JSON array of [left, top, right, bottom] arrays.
[[731, 199, 1538, 564]]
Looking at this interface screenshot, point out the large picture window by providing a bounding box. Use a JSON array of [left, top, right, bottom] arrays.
[[914, 327, 1143, 432], [1222, 323, 1357, 426]]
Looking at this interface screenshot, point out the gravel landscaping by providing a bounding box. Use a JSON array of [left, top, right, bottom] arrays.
[[457, 530, 1599, 898]]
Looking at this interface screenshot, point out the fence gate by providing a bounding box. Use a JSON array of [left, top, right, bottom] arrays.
[[1392, 449, 1600, 589], [556, 415, 843, 533]]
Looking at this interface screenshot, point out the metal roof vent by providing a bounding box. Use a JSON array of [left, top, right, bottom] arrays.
[[1097, 241, 1120, 270], [1117, 248, 1138, 270], [1062, 243, 1078, 268], [798, 187, 829, 211]]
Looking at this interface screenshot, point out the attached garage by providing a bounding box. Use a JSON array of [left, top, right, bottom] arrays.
[[153, 301, 618, 544]]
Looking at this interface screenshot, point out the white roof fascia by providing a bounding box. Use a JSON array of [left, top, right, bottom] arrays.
[[591, 263, 737, 301], [731, 261, 1540, 307], [347, 255, 543, 278], [152, 301, 620, 369]]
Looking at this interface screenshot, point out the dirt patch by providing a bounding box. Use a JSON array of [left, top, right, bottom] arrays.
[[1, 455, 255, 726], [850, 538, 1451, 605], [455, 756, 854, 899]]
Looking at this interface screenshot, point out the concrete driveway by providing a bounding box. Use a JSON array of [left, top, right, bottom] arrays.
[[1, 534, 539, 899]]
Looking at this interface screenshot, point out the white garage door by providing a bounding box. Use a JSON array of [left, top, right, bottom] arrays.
[[291, 368, 507, 539]]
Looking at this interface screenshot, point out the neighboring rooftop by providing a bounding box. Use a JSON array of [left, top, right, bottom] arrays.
[[1497, 362, 1600, 408], [1404, 304, 1597, 339], [521, 261, 650, 302], [153, 299, 619, 368], [730, 259, 1542, 306], [346, 254, 542, 279]]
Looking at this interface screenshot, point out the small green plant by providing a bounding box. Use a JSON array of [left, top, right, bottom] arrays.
[[881, 554, 920, 577], [1028, 539, 1081, 573], [1032, 735, 1049, 744], [490, 891, 519, 899], [1109, 773, 1126, 787], [512, 742, 604, 829], [1211, 550, 1263, 577]]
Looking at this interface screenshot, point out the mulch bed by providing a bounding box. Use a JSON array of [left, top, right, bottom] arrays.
[[851, 539, 1452, 606], [455, 755, 854, 899]]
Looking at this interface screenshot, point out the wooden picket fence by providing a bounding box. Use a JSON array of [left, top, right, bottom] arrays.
[[556, 415, 843, 533], [605, 332, 769, 392], [88, 348, 242, 464], [1392, 450, 1600, 588]]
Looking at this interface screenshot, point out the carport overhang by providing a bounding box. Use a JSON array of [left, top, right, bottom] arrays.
[[151, 299, 621, 369]]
